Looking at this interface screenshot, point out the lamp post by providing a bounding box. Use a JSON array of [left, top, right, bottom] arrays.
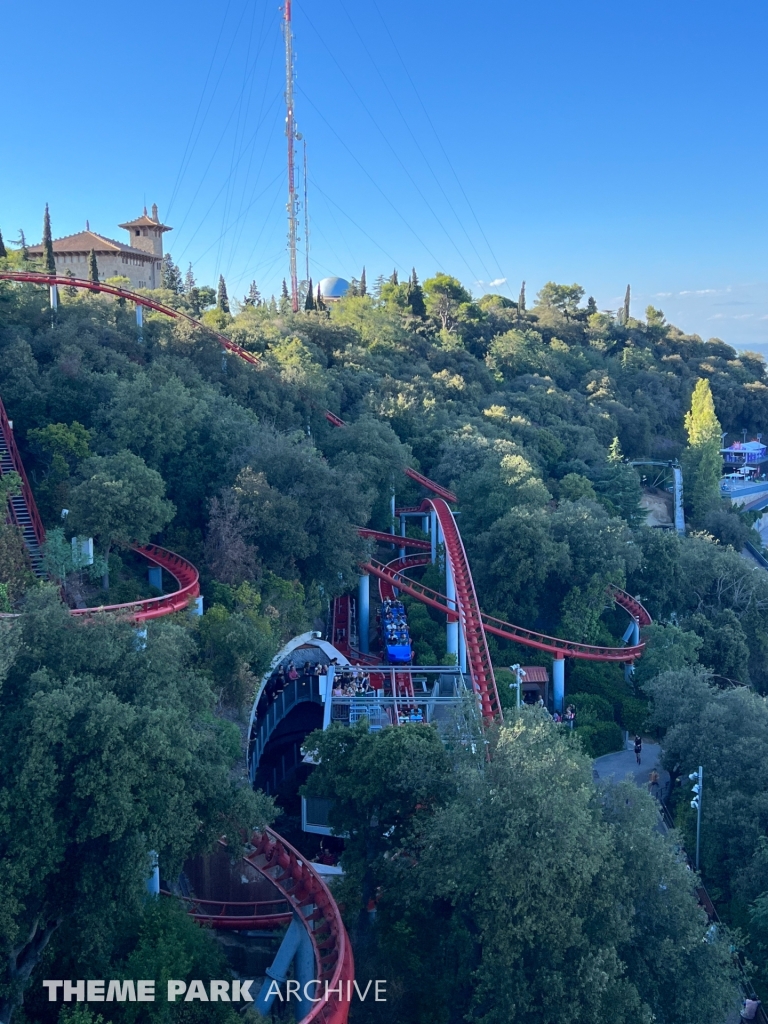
[[689, 766, 703, 871], [509, 664, 526, 710]]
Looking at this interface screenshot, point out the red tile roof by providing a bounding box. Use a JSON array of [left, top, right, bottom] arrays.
[[521, 666, 549, 683], [27, 231, 158, 260]]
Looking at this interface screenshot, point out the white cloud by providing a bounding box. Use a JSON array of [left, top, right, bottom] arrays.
[[679, 288, 717, 296], [654, 291, 673, 298], [489, 277, 507, 287]]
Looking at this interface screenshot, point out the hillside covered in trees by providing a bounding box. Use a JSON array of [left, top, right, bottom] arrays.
[[2, 247, 768, 1023]]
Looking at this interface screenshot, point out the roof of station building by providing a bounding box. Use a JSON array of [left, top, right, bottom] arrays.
[[27, 231, 159, 259]]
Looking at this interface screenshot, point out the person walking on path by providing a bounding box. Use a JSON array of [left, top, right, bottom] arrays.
[[740, 997, 761, 1020], [648, 768, 659, 797], [634, 735, 643, 765]]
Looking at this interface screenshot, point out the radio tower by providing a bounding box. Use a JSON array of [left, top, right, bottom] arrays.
[[283, 1, 299, 312]]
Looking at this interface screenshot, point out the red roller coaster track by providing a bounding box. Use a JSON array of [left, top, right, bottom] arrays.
[[244, 829, 353, 1024]]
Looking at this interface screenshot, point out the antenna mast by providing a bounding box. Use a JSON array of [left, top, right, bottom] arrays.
[[283, 1, 299, 312], [303, 138, 310, 284]]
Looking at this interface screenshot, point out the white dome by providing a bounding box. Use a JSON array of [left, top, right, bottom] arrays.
[[318, 276, 350, 299]]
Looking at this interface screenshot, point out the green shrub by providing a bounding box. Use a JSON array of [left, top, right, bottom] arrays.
[[576, 720, 624, 757]]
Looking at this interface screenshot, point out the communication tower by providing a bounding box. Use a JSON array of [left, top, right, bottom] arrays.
[[283, 1, 300, 312]]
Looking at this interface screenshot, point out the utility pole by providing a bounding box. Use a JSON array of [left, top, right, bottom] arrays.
[[689, 766, 703, 871], [283, 1, 299, 312]]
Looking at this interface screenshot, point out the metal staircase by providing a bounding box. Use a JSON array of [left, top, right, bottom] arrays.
[[0, 397, 46, 577]]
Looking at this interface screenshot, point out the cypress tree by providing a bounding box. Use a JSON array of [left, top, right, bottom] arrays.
[[390, 269, 398, 285], [88, 249, 99, 284], [0, 229, 6, 259], [16, 230, 28, 261], [316, 284, 326, 311], [217, 275, 230, 313], [360, 266, 367, 297], [304, 277, 316, 311], [42, 203, 56, 275], [623, 284, 631, 324], [184, 264, 196, 293], [683, 378, 723, 522], [518, 281, 526, 314], [162, 253, 182, 293], [407, 267, 427, 318]]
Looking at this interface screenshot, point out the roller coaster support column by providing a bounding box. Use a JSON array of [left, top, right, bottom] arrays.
[[553, 655, 565, 713], [458, 625, 467, 674], [399, 515, 407, 560], [135, 302, 143, 340], [254, 913, 312, 1015], [358, 573, 370, 654], [430, 510, 437, 563], [390, 488, 396, 548], [49, 284, 58, 311], [445, 552, 459, 663], [146, 851, 160, 896]]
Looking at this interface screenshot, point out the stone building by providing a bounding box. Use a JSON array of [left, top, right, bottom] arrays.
[[28, 204, 171, 291]]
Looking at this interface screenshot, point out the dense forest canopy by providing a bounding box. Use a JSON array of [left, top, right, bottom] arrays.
[[2, 240, 768, 1022]]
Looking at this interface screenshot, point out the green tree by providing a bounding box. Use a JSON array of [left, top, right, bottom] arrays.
[[608, 435, 623, 462], [360, 265, 367, 296], [87, 249, 99, 284], [216, 274, 229, 313], [424, 272, 471, 332], [67, 451, 176, 589], [0, 229, 6, 259], [0, 589, 272, 1022], [406, 267, 426, 318], [683, 378, 723, 522], [41, 203, 56, 276], [304, 275, 316, 311], [304, 715, 736, 1024], [534, 281, 585, 319], [161, 253, 183, 293]]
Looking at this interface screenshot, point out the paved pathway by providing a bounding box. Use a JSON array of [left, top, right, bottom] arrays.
[[593, 737, 668, 794]]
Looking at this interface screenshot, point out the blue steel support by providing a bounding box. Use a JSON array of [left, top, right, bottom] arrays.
[[430, 511, 437, 563], [146, 851, 159, 895], [553, 656, 565, 713], [358, 574, 370, 654], [293, 915, 316, 1015], [458, 622, 467, 674], [399, 515, 406, 560], [253, 915, 304, 1016], [390, 489, 396, 548], [148, 566, 162, 591], [445, 554, 459, 664], [136, 303, 143, 341], [673, 465, 685, 534]]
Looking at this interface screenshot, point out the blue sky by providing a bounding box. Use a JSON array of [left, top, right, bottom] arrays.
[[3, 0, 768, 348]]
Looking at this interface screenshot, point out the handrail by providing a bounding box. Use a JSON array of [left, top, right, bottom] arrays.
[[403, 467, 457, 504], [164, 892, 292, 930], [357, 527, 431, 551]]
